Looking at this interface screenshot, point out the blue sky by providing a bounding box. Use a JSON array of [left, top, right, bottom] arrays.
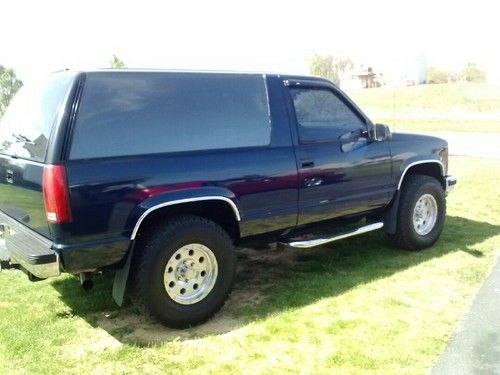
[[1, 0, 499, 83]]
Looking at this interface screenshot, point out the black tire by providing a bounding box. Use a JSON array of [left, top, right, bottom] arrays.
[[389, 174, 446, 250], [133, 215, 236, 328]]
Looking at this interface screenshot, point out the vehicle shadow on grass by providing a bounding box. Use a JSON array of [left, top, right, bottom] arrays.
[[51, 215, 500, 346]]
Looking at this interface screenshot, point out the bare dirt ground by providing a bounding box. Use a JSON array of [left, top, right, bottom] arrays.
[[93, 244, 301, 344]]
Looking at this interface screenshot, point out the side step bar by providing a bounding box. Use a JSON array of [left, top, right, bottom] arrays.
[[281, 222, 384, 249]]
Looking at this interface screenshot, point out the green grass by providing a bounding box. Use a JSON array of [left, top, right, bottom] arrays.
[[1, 156, 500, 374], [344, 83, 500, 133]]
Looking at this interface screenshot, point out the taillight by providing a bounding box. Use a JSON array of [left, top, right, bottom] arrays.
[[42, 165, 72, 223]]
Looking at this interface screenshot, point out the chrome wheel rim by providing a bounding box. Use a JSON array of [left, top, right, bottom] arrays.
[[412, 193, 438, 236], [164, 243, 218, 305]]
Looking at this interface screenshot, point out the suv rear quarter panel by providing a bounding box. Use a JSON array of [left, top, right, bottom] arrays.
[[63, 146, 298, 242], [55, 74, 298, 272]]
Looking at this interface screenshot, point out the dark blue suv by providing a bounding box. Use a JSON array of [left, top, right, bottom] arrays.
[[0, 70, 456, 327]]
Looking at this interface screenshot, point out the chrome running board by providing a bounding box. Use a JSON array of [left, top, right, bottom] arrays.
[[281, 222, 384, 249]]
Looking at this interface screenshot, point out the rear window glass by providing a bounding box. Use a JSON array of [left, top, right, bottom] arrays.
[[70, 72, 271, 159], [0, 73, 75, 162]]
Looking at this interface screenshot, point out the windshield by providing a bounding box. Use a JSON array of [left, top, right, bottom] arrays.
[[0, 73, 76, 162]]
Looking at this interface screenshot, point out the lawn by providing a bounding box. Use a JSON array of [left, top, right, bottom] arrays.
[[345, 83, 500, 133], [1, 156, 499, 374]]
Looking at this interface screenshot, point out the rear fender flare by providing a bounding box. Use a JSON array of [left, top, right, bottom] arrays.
[[113, 187, 240, 306], [127, 187, 240, 240]]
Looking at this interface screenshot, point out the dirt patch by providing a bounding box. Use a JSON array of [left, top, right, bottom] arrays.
[[65, 324, 122, 359], [95, 307, 244, 344], [97, 309, 192, 343], [93, 244, 300, 344], [228, 244, 299, 311]]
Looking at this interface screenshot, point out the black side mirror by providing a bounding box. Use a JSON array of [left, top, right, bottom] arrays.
[[375, 123, 392, 141], [339, 129, 368, 152]]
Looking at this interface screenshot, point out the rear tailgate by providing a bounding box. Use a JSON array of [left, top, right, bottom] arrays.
[[0, 72, 77, 239], [0, 158, 48, 235]]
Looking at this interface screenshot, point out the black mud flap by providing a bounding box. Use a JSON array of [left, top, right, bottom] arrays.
[[112, 243, 134, 306], [381, 190, 401, 235]]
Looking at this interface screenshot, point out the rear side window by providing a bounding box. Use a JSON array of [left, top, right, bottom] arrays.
[[0, 73, 75, 162], [70, 72, 271, 159]]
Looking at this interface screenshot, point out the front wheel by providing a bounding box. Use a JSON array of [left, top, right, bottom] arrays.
[[389, 174, 446, 250], [133, 215, 236, 328]]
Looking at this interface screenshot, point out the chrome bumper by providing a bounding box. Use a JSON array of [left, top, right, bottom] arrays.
[[445, 175, 457, 194], [0, 212, 60, 279]]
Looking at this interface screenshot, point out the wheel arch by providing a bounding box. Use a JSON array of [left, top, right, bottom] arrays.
[[131, 196, 241, 242], [113, 188, 241, 307], [397, 160, 445, 190], [384, 160, 445, 235]]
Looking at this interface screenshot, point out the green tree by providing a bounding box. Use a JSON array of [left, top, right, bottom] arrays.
[[461, 62, 486, 83], [109, 54, 126, 69], [427, 66, 449, 84], [0, 65, 23, 117], [310, 54, 353, 85]]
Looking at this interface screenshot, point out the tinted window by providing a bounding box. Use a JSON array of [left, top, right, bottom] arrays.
[[290, 88, 365, 143], [70, 72, 271, 159], [0, 73, 75, 162]]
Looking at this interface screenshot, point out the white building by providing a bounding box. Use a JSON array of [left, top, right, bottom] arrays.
[[341, 53, 427, 89]]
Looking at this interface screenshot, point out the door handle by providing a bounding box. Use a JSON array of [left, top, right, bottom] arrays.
[[300, 159, 315, 168]]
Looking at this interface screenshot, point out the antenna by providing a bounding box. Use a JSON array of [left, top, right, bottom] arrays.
[[393, 83, 396, 132], [392, 58, 398, 132]]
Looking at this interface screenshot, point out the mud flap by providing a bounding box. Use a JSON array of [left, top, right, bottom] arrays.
[[112, 244, 134, 306], [382, 190, 401, 235]]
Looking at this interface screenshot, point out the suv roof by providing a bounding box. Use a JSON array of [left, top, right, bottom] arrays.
[[70, 69, 330, 83]]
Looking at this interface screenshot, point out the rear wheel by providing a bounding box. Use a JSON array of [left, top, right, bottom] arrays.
[[133, 215, 236, 328], [389, 174, 446, 250]]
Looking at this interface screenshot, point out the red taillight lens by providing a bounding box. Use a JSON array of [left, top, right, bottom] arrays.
[[42, 165, 72, 223]]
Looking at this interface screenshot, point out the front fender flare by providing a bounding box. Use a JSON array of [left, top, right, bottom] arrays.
[[396, 159, 444, 190]]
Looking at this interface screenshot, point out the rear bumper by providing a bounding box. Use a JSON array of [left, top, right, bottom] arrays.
[[445, 175, 457, 194], [0, 211, 60, 279]]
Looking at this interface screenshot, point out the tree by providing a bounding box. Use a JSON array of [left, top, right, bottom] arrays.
[[461, 62, 486, 83], [427, 66, 463, 84], [427, 66, 449, 84], [109, 54, 126, 69], [310, 54, 353, 85], [0, 65, 23, 117]]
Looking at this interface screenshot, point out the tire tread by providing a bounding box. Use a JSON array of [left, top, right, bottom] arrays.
[[132, 215, 235, 327], [389, 174, 446, 250]]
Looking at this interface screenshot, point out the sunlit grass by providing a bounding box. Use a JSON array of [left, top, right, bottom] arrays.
[[345, 83, 500, 133], [379, 118, 500, 134], [0, 156, 499, 374]]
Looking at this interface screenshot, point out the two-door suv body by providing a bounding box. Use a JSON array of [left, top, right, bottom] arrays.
[[0, 70, 456, 327]]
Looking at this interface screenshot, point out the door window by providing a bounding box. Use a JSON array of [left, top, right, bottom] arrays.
[[289, 88, 365, 143]]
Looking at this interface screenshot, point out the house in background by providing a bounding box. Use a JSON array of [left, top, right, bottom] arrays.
[[340, 53, 427, 89], [340, 67, 385, 90], [385, 53, 427, 86]]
